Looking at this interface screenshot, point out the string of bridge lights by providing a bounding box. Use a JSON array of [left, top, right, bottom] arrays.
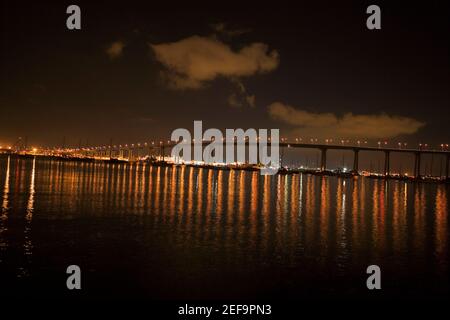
[[2, 138, 446, 153], [1, 137, 449, 153]]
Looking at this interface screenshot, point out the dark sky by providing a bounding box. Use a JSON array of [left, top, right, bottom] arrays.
[[1, 0, 449, 148]]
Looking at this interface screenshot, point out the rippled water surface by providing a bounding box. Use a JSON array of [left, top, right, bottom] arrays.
[[0, 155, 448, 299]]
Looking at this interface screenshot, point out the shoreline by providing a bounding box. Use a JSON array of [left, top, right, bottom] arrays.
[[1, 152, 449, 184]]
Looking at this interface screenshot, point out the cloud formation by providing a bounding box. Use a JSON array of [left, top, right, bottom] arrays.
[[149, 36, 279, 90], [211, 23, 251, 37], [268, 102, 425, 139], [106, 41, 125, 59], [228, 78, 255, 108]]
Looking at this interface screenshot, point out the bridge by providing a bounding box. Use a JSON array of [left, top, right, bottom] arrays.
[[2, 139, 449, 179], [61, 140, 450, 180], [284, 142, 450, 179]]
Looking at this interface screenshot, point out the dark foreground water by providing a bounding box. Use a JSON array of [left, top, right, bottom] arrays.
[[0, 155, 448, 300]]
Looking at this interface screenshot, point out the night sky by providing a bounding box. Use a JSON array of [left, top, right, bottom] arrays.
[[1, 0, 449, 148]]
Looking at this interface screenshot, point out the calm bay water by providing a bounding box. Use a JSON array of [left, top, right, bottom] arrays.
[[0, 155, 448, 299]]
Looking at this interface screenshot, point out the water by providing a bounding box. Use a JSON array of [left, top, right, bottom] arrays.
[[0, 155, 448, 299]]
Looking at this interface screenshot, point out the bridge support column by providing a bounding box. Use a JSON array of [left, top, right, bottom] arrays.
[[445, 154, 449, 180], [414, 152, 421, 178], [353, 150, 359, 174], [161, 145, 165, 161], [320, 148, 327, 172], [384, 151, 390, 177]]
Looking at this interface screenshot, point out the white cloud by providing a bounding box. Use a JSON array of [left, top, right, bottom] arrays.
[[268, 102, 425, 139], [149, 35, 279, 90]]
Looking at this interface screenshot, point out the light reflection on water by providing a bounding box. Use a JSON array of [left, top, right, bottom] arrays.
[[0, 156, 448, 299]]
